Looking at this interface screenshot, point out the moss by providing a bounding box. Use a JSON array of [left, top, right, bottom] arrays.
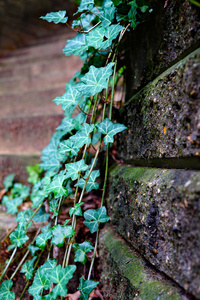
[[102, 228, 182, 300]]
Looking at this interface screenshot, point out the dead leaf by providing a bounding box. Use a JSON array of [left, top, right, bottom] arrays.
[[65, 291, 80, 300]]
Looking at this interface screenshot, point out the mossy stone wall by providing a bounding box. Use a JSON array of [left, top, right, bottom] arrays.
[[100, 1, 200, 299]]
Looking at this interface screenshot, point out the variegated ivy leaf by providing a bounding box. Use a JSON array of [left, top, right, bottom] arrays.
[[20, 256, 37, 279], [36, 230, 52, 249], [100, 0, 115, 27], [73, 241, 93, 264], [63, 33, 88, 56], [54, 85, 81, 112], [96, 118, 127, 145], [77, 63, 115, 97], [75, 0, 94, 14], [59, 139, 79, 157], [75, 170, 100, 192], [100, 24, 124, 50], [10, 223, 29, 248], [65, 159, 89, 181], [70, 123, 94, 149], [86, 27, 106, 49], [56, 117, 74, 132], [49, 265, 76, 298], [46, 171, 68, 198], [78, 277, 99, 300], [40, 11, 68, 24], [83, 206, 110, 233], [69, 202, 84, 217], [51, 224, 75, 247], [0, 280, 15, 300], [5, 197, 23, 215]]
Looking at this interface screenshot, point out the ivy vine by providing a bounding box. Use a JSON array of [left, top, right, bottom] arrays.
[[0, 0, 151, 299]]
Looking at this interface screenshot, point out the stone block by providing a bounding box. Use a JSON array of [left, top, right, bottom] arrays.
[[125, 0, 200, 98], [119, 49, 200, 165], [108, 165, 200, 298], [100, 227, 185, 299]]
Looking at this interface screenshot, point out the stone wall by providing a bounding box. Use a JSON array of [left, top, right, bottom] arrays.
[[100, 1, 200, 299]]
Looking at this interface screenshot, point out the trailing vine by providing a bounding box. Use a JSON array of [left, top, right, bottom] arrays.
[[0, 0, 151, 299]]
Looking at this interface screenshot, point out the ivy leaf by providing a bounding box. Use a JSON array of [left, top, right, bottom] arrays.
[[49, 265, 76, 298], [83, 206, 110, 233], [10, 223, 29, 247], [54, 85, 81, 112], [20, 256, 37, 279], [100, 24, 124, 49], [36, 230, 52, 249], [49, 199, 59, 218], [96, 118, 127, 145], [40, 11, 68, 24], [28, 268, 51, 296], [72, 13, 95, 30], [3, 173, 15, 191], [51, 224, 75, 247], [41, 259, 57, 273], [59, 139, 79, 157], [78, 277, 99, 300], [73, 241, 93, 264], [86, 27, 106, 49], [70, 123, 94, 149], [75, 0, 94, 14], [5, 197, 23, 215], [46, 171, 68, 198], [56, 117, 74, 132], [75, 170, 100, 192], [28, 244, 40, 256], [69, 202, 84, 217], [63, 33, 88, 56], [0, 280, 15, 300], [27, 164, 43, 185], [65, 159, 89, 181], [100, 0, 115, 27], [11, 183, 30, 199], [77, 63, 115, 97], [33, 206, 50, 223]]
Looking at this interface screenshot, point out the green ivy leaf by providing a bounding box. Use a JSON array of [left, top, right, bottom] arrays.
[[46, 171, 68, 198], [0, 280, 15, 300], [63, 33, 88, 56], [40, 11, 68, 24], [59, 140, 79, 157], [56, 117, 74, 132], [96, 118, 127, 145], [83, 206, 110, 233], [5, 197, 23, 215], [20, 256, 37, 279], [100, 24, 124, 49], [51, 224, 75, 247], [42, 259, 57, 273], [27, 164, 43, 185], [100, 0, 115, 27], [70, 123, 94, 149], [72, 13, 95, 30], [49, 265, 76, 298], [11, 183, 30, 199], [15, 209, 33, 228], [75, 170, 100, 192], [49, 199, 59, 218], [77, 63, 115, 97], [28, 244, 40, 256], [3, 174, 15, 191], [54, 85, 81, 112], [78, 277, 99, 300], [65, 159, 89, 181], [10, 223, 29, 248], [75, 0, 94, 14], [36, 230, 52, 249], [73, 241, 93, 264], [69, 202, 84, 217], [86, 27, 105, 49], [28, 268, 51, 296], [33, 206, 50, 223]]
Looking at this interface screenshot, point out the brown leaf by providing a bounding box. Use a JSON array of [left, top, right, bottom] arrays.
[[65, 291, 80, 300]]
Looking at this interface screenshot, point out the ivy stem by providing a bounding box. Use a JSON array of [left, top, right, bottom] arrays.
[[10, 226, 41, 280], [0, 246, 17, 282], [88, 230, 99, 280], [26, 202, 43, 229]]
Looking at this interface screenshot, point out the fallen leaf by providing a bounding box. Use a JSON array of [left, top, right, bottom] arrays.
[[66, 291, 80, 300]]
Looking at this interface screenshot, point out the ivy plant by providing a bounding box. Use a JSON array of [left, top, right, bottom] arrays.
[[0, 0, 151, 299]]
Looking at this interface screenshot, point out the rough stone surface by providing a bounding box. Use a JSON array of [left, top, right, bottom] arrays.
[[0, 154, 40, 187], [108, 165, 200, 298], [100, 227, 186, 300], [119, 49, 200, 163], [125, 0, 200, 99]]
